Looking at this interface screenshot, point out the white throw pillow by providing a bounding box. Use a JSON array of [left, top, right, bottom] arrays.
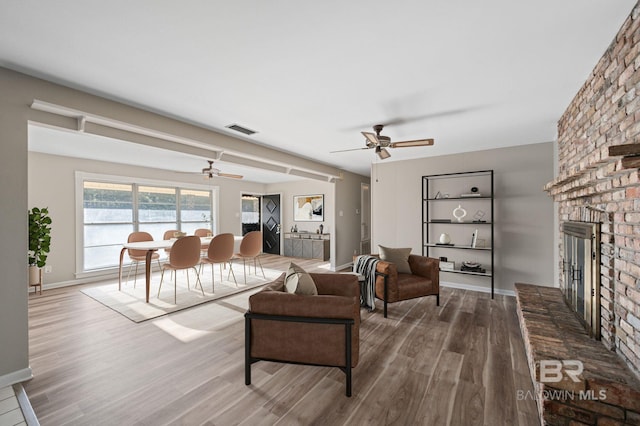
[[284, 262, 318, 295], [378, 245, 412, 274]]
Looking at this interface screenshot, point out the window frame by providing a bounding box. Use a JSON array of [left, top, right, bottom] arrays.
[[75, 171, 219, 279]]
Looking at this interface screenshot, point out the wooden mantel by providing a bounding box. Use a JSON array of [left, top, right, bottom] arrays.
[[543, 143, 640, 199], [609, 143, 640, 169]]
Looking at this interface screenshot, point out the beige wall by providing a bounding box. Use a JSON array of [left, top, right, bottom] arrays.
[[372, 142, 555, 295], [334, 172, 370, 269], [0, 69, 30, 386]]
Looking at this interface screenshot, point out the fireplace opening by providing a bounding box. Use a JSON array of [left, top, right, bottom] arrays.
[[562, 221, 601, 339]]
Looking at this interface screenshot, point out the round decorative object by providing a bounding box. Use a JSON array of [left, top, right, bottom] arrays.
[[452, 204, 467, 222], [471, 186, 479, 193], [439, 233, 451, 244]]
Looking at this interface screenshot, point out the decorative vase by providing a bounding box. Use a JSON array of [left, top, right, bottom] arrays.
[[29, 265, 41, 286], [439, 233, 451, 244], [453, 204, 467, 222], [319, 224, 324, 234]]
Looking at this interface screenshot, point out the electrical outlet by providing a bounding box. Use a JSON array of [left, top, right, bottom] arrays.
[[44, 265, 52, 273]]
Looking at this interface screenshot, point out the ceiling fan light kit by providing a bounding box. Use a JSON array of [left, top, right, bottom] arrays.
[[332, 124, 434, 160], [201, 160, 243, 179], [376, 146, 391, 159]]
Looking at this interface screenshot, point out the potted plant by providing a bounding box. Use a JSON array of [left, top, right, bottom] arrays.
[[28, 207, 52, 286]]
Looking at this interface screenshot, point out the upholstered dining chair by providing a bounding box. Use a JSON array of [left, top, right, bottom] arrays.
[[126, 231, 161, 287], [194, 228, 213, 254], [200, 232, 237, 291], [158, 235, 204, 303], [234, 231, 265, 284], [162, 229, 179, 259]]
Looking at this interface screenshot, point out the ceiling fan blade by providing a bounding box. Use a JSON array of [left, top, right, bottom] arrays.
[[376, 146, 391, 160], [361, 131, 380, 147], [330, 147, 370, 153], [390, 138, 435, 148], [217, 172, 243, 179]]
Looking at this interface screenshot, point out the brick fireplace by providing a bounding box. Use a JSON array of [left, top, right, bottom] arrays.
[[544, 3, 640, 377], [518, 3, 640, 424]]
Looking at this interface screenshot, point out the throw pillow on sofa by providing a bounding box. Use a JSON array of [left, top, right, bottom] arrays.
[[284, 262, 318, 295], [378, 245, 412, 274]]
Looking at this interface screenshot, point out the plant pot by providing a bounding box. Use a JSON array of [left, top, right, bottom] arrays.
[[29, 265, 41, 286]]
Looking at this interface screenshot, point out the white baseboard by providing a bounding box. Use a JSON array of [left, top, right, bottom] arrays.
[[0, 367, 33, 389], [35, 267, 158, 291], [441, 280, 515, 297]]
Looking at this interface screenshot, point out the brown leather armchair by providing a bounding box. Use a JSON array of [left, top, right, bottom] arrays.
[[368, 254, 440, 318], [245, 272, 360, 396]]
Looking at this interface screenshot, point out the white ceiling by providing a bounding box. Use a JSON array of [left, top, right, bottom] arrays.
[[1, 1, 635, 181]]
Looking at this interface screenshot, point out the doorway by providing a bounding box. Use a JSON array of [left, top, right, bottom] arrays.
[[360, 183, 371, 254], [241, 194, 261, 235]]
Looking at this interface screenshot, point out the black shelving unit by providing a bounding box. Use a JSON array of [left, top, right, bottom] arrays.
[[422, 170, 494, 298]]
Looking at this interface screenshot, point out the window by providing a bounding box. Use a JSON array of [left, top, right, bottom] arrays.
[[83, 182, 134, 271], [181, 189, 213, 235], [137, 185, 177, 240], [79, 174, 217, 273]]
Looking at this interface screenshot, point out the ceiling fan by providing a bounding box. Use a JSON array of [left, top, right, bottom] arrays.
[[332, 124, 434, 159], [201, 160, 243, 179]]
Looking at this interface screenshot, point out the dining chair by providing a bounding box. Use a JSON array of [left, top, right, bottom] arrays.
[[162, 229, 179, 280], [200, 233, 237, 292], [194, 228, 213, 254], [234, 231, 266, 284], [126, 231, 161, 288], [162, 229, 179, 258], [158, 235, 204, 303]]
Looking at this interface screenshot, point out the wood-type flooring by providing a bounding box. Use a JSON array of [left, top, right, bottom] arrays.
[[25, 254, 539, 425]]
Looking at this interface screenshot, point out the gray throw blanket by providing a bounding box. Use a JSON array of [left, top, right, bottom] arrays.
[[353, 255, 379, 311]]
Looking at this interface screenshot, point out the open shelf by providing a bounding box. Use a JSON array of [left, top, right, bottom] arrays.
[[440, 268, 492, 277], [427, 196, 492, 201], [423, 170, 495, 298], [428, 221, 492, 225], [425, 243, 491, 251]]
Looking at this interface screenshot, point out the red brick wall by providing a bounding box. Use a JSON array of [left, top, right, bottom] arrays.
[[548, 4, 640, 376]]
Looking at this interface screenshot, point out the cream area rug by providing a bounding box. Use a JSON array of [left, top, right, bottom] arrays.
[[81, 265, 283, 323]]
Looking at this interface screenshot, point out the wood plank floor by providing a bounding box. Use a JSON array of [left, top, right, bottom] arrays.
[[25, 255, 539, 425]]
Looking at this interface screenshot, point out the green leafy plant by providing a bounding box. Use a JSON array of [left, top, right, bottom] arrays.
[[28, 207, 52, 268]]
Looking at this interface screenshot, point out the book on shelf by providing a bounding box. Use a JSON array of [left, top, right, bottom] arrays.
[[460, 193, 482, 197], [440, 261, 455, 270], [431, 219, 452, 223], [461, 265, 486, 273]]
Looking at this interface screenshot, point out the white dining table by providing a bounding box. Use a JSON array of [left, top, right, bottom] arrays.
[[118, 236, 243, 302]]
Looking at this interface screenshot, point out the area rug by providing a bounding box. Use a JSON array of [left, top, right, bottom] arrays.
[[81, 267, 282, 323]]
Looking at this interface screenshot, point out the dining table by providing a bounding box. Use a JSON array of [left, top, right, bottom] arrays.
[[118, 235, 243, 303]]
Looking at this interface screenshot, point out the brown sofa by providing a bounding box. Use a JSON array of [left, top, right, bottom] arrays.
[[364, 254, 439, 317], [245, 272, 360, 396]]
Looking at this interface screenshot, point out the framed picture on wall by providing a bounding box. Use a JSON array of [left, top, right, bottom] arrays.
[[293, 194, 324, 221]]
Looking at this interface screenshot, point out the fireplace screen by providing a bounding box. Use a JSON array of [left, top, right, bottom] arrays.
[[562, 221, 601, 339]]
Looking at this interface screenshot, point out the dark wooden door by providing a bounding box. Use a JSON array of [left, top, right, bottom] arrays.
[[262, 194, 281, 255]]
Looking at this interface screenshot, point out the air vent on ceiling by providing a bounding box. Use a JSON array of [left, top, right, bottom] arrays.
[[226, 124, 257, 136]]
